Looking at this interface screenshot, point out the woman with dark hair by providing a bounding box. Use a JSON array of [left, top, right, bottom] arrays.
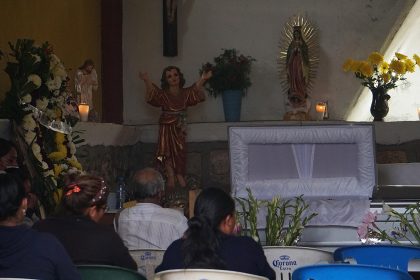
[[0, 173, 80, 279], [33, 174, 137, 270], [155, 187, 275, 280], [6, 166, 41, 225], [0, 138, 18, 171], [139, 66, 212, 189]]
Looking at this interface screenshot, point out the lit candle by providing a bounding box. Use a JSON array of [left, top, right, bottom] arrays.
[[78, 103, 89, 122], [316, 103, 326, 113]]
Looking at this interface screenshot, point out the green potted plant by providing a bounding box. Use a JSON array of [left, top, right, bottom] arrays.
[[200, 49, 255, 122], [235, 189, 332, 280]]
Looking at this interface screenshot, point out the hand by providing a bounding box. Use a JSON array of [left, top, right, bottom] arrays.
[[201, 69, 212, 81], [139, 71, 150, 81]]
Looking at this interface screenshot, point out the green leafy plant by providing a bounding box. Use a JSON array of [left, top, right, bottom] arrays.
[[358, 203, 420, 245], [235, 188, 317, 246], [235, 188, 264, 242], [200, 48, 256, 97]]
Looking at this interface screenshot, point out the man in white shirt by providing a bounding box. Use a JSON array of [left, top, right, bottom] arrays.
[[116, 168, 188, 250]]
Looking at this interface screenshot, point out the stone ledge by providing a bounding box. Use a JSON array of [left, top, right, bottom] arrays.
[[75, 120, 420, 146]]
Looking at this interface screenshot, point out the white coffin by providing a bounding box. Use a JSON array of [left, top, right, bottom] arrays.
[[229, 124, 376, 227]]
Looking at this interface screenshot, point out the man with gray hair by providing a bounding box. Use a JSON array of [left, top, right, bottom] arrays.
[[116, 168, 188, 249]]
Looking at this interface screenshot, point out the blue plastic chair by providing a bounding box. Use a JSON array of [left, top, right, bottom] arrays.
[[334, 245, 420, 271], [292, 264, 414, 280]]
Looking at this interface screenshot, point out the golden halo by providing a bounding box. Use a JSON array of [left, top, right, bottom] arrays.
[[277, 14, 319, 95]]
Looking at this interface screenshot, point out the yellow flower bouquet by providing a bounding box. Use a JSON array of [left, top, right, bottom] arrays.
[[343, 52, 420, 90], [343, 52, 420, 120]]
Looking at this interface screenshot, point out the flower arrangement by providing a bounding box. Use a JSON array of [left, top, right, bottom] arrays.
[[342, 51, 420, 91], [200, 48, 256, 97], [0, 39, 84, 213], [357, 203, 420, 245], [235, 188, 317, 246]]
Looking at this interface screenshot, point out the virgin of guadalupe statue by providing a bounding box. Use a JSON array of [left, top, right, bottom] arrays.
[[278, 16, 319, 121], [286, 26, 310, 109]]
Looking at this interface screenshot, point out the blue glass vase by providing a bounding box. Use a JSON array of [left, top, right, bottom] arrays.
[[222, 90, 242, 122]]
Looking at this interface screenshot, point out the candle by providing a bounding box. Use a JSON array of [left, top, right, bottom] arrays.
[[417, 107, 420, 120], [78, 103, 89, 122], [315, 103, 326, 113]]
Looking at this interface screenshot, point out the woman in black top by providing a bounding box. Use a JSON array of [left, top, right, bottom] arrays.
[[0, 173, 80, 279], [33, 174, 137, 270], [155, 187, 275, 280]]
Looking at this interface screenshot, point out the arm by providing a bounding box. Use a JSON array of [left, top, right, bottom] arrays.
[[91, 68, 98, 91], [110, 231, 138, 270], [49, 236, 82, 280], [195, 69, 212, 89], [139, 71, 155, 101]]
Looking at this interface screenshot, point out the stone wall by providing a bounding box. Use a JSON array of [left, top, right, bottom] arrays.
[[76, 139, 420, 192]]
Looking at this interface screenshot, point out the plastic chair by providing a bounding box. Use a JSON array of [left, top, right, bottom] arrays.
[[129, 249, 165, 280], [292, 264, 414, 280], [77, 264, 147, 280], [154, 269, 269, 280], [334, 245, 420, 271]]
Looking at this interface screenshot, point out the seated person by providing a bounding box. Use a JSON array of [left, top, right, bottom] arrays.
[[0, 173, 80, 280], [33, 174, 137, 270], [6, 166, 42, 226], [0, 138, 18, 171], [155, 187, 275, 280], [117, 167, 188, 249]]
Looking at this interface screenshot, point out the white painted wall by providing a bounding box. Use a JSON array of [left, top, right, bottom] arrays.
[[123, 0, 410, 125]]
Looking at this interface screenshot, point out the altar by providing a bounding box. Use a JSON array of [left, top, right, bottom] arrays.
[[2, 119, 420, 248]]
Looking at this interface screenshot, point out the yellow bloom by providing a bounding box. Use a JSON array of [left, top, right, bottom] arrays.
[[53, 164, 64, 177], [342, 58, 354, 72], [57, 144, 67, 154], [55, 132, 65, 144], [68, 159, 82, 170], [390, 59, 406, 75], [413, 54, 420, 65], [378, 61, 389, 74], [54, 189, 63, 205], [48, 151, 67, 161], [381, 73, 391, 83], [350, 60, 362, 72], [404, 58, 416, 73], [395, 52, 408, 60], [359, 61, 373, 77], [367, 52, 383, 65]]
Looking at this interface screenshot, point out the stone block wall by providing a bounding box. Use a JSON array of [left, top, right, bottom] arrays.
[[77, 139, 420, 192]]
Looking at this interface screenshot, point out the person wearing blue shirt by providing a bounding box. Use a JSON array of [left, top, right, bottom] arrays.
[[0, 173, 80, 280]]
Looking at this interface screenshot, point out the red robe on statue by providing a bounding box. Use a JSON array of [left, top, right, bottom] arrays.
[[147, 84, 205, 175]]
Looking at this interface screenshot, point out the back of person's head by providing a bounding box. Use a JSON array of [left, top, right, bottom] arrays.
[[0, 173, 26, 222], [182, 187, 235, 269], [0, 138, 17, 170], [60, 174, 109, 216], [130, 168, 164, 201], [79, 59, 94, 69], [0, 138, 14, 158], [6, 166, 31, 192]]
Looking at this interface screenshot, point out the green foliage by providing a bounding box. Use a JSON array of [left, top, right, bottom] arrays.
[[200, 49, 255, 97], [236, 189, 317, 246], [382, 203, 420, 245], [235, 188, 264, 242]]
